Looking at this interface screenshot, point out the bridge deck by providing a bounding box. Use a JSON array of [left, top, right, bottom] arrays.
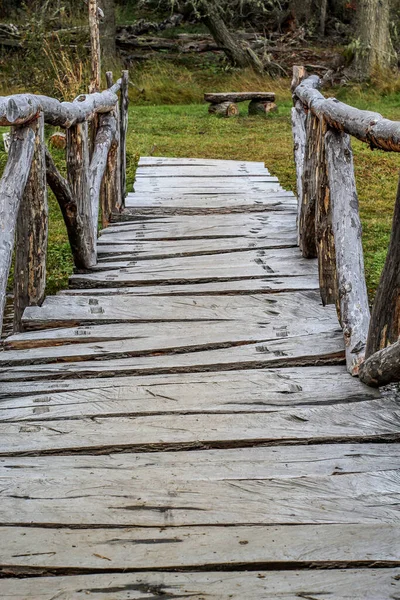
[[1, 157, 399, 597]]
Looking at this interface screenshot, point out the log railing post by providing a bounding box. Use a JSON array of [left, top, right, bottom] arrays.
[[101, 72, 121, 226], [66, 121, 96, 267], [0, 125, 35, 334], [315, 117, 338, 307], [120, 70, 129, 208], [291, 101, 306, 243], [365, 174, 400, 357], [325, 128, 370, 375], [298, 111, 318, 258], [13, 113, 48, 332]]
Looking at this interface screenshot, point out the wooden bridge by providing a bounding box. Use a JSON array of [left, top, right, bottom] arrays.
[[0, 68, 400, 597]]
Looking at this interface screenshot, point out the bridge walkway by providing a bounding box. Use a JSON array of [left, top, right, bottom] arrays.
[[0, 157, 399, 598]]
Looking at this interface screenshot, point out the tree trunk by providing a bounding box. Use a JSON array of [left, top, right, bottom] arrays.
[[99, 0, 117, 63], [201, 1, 263, 72], [351, 0, 395, 78], [289, 0, 313, 24]]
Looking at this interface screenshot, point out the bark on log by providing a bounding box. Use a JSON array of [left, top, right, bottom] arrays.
[[359, 339, 400, 387], [45, 150, 94, 271], [291, 100, 306, 243], [325, 128, 370, 375], [248, 101, 277, 115], [365, 175, 400, 357], [0, 82, 121, 128], [299, 111, 318, 258], [0, 125, 35, 334], [294, 75, 400, 152], [66, 122, 96, 268], [208, 102, 239, 117], [13, 114, 48, 333], [204, 92, 275, 104], [315, 117, 337, 307], [120, 70, 129, 208], [89, 111, 117, 238]]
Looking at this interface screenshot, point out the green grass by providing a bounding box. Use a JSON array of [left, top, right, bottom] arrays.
[[1, 67, 399, 299]]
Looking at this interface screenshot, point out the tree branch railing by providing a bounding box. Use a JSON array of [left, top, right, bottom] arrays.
[[291, 66, 400, 387], [0, 70, 129, 334]]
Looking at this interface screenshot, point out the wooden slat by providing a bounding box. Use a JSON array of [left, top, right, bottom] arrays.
[[69, 248, 318, 288], [0, 330, 345, 381], [0, 443, 394, 480], [1, 568, 399, 599], [97, 236, 297, 260], [0, 398, 397, 455], [20, 290, 333, 330], [99, 211, 296, 241], [58, 276, 320, 296], [1, 464, 400, 526], [1, 524, 399, 572], [0, 366, 380, 419]]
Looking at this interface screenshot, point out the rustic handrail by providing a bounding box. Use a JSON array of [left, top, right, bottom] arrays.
[[291, 66, 400, 387], [0, 70, 129, 334]]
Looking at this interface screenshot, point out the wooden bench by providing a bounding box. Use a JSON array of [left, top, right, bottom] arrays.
[[205, 92, 277, 117]]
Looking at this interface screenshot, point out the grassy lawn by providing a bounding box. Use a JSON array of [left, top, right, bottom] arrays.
[[2, 73, 399, 299]]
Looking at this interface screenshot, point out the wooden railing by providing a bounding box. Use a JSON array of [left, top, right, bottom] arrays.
[[0, 70, 129, 333], [291, 66, 400, 388]]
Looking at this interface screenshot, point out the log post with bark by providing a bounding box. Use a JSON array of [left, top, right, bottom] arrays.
[[0, 71, 128, 334], [291, 67, 397, 380]]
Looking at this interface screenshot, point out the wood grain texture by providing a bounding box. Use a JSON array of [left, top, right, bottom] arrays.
[[69, 248, 318, 288], [0, 397, 397, 455], [1, 524, 399, 572], [1, 568, 399, 599], [19, 290, 333, 329], [0, 365, 378, 403]]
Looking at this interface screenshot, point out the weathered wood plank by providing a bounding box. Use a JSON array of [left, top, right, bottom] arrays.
[[100, 211, 296, 241], [0, 330, 345, 381], [0, 443, 393, 480], [69, 248, 318, 288], [58, 277, 320, 296], [1, 464, 400, 526], [2, 396, 397, 455], [0, 365, 376, 403], [97, 236, 298, 260], [0, 524, 398, 572], [1, 568, 399, 599], [138, 157, 266, 168], [299, 111, 318, 258], [20, 290, 332, 330]]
